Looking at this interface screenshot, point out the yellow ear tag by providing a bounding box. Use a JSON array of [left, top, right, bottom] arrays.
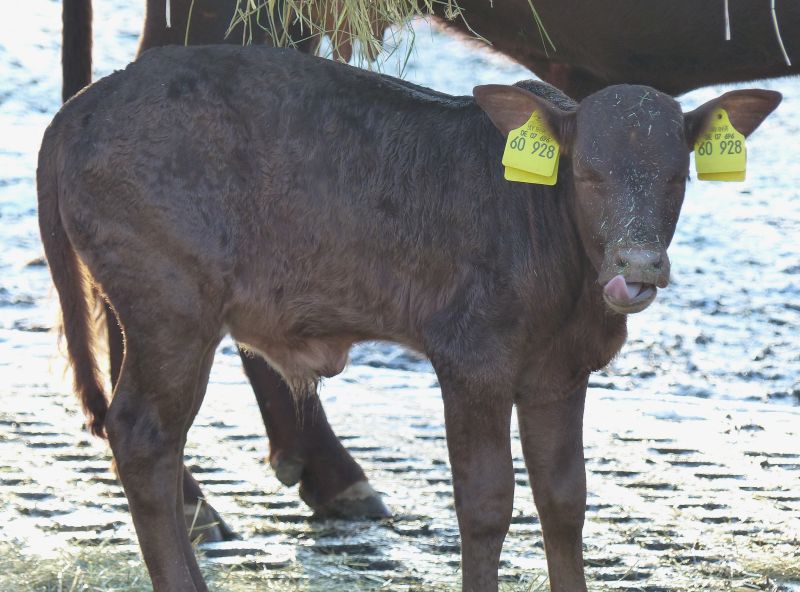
[[694, 108, 746, 182], [504, 161, 559, 185], [502, 111, 560, 185]]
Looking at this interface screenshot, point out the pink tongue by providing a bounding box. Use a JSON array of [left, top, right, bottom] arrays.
[[604, 275, 642, 302]]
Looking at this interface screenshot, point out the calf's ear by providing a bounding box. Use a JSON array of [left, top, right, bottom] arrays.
[[684, 89, 782, 148], [473, 84, 575, 152]]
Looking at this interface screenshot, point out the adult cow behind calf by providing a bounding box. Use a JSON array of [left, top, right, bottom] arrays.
[[38, 45, 780, 591]]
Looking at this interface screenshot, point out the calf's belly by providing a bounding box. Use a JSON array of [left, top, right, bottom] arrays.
[[232, 330, 355, 390]]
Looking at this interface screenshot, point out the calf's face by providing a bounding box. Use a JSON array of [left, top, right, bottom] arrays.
[[474, 84, 781, 314]]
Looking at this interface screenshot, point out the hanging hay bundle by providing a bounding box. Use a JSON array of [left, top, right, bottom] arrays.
[[225, 0, 550, 66]]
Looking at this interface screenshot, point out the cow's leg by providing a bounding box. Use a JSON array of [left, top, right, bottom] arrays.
[[517, 379, 588, 592], [104, 301, 234, 541], [435, 368, 515, 591], [239, 350, 389, 518], [105, 314, 219, 592]]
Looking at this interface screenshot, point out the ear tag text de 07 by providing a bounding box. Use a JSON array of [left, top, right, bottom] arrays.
[[502, 111, 560, 185], [694, 108, 746, 182]]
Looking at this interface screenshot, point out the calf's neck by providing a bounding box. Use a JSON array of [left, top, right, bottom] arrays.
[[38, 46, 780, 591]]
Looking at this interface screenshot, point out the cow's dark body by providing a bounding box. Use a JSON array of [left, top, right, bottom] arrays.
[[444, 0, 799, 98], [63, 1, 799, 102]]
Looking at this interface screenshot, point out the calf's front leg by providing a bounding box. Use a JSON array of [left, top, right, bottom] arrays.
[[517, 379, 588, 592], [437, 370, 515, 592]]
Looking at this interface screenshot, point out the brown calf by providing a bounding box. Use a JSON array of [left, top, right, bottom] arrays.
[[40, 46, 779, 591]]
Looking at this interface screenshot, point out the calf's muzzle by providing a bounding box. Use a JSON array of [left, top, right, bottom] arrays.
[[600, 246, 670, 315]]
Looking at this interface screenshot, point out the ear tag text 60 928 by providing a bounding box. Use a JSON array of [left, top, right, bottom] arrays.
[[502, 111, 560, 185], [694, 108, 746, 182]]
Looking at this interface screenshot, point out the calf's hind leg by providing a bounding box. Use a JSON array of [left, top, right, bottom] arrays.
[[105, 300, 234, 542], [517, 380, 588, 592], [105, 307, 221, 592]]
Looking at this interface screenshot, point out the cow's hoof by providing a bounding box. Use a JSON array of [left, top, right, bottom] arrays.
[[184, 499, 238, 542], [309, 481, 391, 519], [270, 452, 305, 487]]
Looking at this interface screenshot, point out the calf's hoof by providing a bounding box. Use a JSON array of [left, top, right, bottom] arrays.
[[184, 499, 238, 542], [305, 480, 391, 519]]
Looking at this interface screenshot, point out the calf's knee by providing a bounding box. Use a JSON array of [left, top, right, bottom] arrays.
[[454, 482, 514, 543], [533, 473, 586, 531], [106, 399, 181, 477]]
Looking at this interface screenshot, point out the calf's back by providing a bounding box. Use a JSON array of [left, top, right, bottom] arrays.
[[45, 46, 587, 390]]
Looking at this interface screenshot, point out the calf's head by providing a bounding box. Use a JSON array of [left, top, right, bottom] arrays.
[[474, 84, 781, 314]]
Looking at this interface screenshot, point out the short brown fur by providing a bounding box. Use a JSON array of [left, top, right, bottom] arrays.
[[40, 46, 779, 591]]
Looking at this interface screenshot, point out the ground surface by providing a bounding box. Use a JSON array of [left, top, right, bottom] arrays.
[[0, 2, 799, 591]]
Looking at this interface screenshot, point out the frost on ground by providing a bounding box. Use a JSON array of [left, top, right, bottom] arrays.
[[1, 375, 799, 590]]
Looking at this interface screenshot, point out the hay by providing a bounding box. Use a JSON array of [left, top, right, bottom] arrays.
[[0, 541, 551, 591], [224, 0, 551, 67]]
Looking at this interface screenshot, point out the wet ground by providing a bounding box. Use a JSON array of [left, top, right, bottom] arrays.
[[1, 1, 799, 590]]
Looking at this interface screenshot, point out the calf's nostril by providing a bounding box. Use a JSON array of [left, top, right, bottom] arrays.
[[611, 250, 665, 276]]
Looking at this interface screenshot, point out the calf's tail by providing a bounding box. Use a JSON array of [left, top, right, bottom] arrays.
[[37, 138, 108, 438]]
